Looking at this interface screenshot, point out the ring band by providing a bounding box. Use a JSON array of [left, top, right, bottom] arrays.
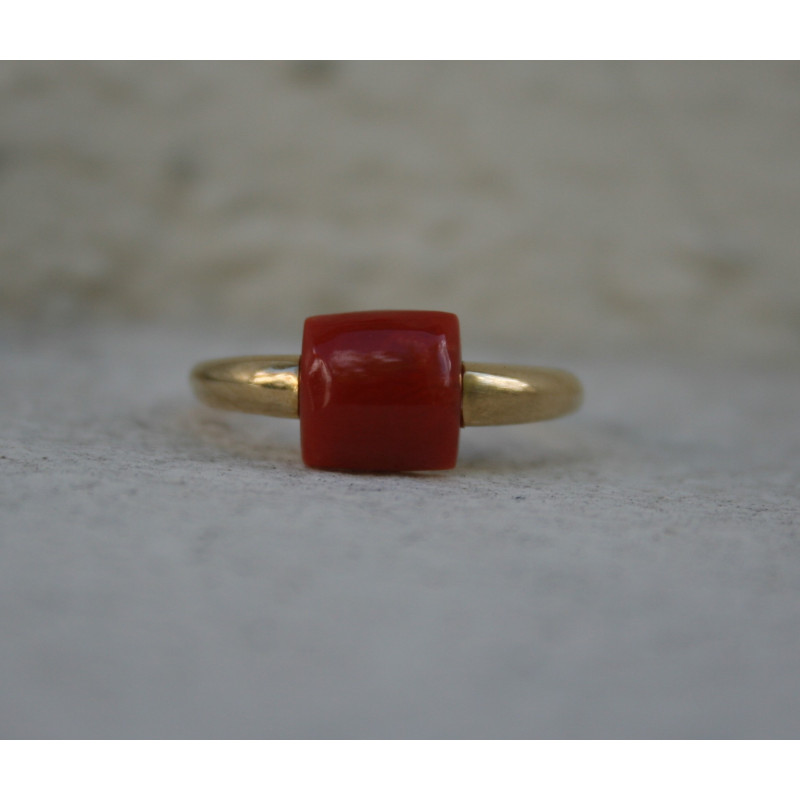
[[190, 357, 582, 426], [190, 311, 582, 471]]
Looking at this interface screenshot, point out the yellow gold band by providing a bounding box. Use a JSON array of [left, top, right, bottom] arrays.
[[190, 356, 582, 427]]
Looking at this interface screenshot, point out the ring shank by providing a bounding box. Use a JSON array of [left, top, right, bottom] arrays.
[[190, 356, 582, 426], [460, 363, 582, 425], [190, 356, 300, 418]]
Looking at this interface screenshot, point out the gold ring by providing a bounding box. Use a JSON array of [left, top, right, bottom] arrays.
[[191, 310, 582, 471]]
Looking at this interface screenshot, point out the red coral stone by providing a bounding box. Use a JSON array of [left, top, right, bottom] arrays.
[[299, 310, 462, 471]]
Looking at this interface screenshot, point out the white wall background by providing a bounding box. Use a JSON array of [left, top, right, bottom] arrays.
[[2, 61, 798, 360]]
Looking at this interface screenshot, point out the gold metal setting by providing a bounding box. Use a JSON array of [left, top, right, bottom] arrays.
[[460, 363, 583, 426], [190, 356, 299, 418], [191, 356, 582, 427]]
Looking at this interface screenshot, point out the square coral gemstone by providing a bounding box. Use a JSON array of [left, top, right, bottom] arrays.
[[299, 310, 462, 471]]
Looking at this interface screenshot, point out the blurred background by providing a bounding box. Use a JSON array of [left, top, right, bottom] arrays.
[[2, 61, 798, 361]]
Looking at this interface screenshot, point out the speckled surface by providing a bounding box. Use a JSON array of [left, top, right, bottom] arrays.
[[1, 323, 798, 738], [1, 61, 799, 738]]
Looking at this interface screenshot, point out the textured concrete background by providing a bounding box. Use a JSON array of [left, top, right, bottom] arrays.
[[1, 62, 799, 738], [2, 61, 799, 358]]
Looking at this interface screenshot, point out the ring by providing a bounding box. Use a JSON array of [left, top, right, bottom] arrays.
[[190, 310, 583, 472]]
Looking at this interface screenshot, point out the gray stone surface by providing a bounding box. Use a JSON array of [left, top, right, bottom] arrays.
[[1, 61, 799, 738], [1, 322, 798, 738]]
